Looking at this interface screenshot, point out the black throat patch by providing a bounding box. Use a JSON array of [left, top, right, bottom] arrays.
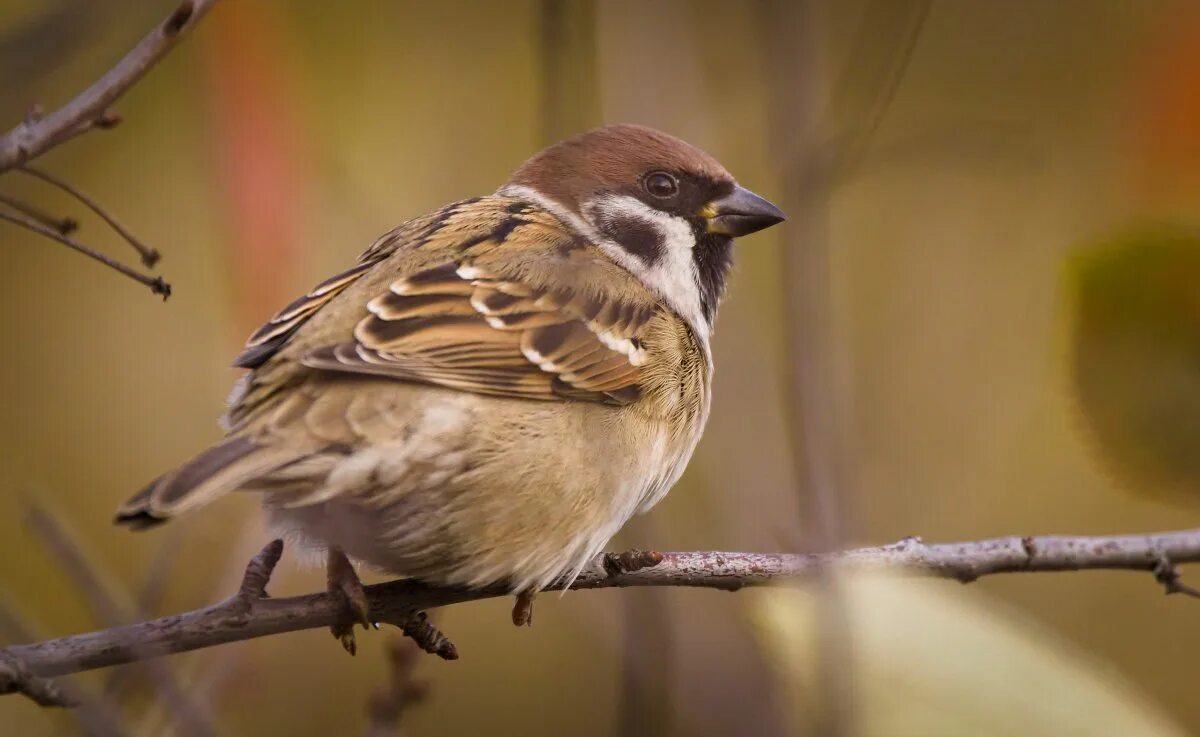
[[692, 227, 734, 324]]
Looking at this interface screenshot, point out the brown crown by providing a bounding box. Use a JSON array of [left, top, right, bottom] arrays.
[[507, 124, 732, 213]]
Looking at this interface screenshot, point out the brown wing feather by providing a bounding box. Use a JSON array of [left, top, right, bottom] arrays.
[[232, 199, 484, 370], [301, 262, 651, 405], [234, 260, 378, 369]]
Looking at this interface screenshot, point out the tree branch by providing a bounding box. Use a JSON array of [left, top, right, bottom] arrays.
[[0, 0, 223, 173], [0, 656, 78, 707], [3, 528, 1199, 701], [18, 165, 160, 267], [0, 210, 171, 298], [0, 192, 77, 234]]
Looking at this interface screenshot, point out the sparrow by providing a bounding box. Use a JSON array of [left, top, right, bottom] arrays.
[[116, 123, 785, 652]]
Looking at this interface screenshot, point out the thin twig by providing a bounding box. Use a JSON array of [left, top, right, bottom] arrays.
[[1153, 553, 1200, 599], [0, 192, 76, 234], [0, 0, 224, 172], [826, 0, 932, 180], [18, 165, 160, 267], [2, 529, 1200, 692], [0, 210, 170, 298], [23, 502, 131, 625]]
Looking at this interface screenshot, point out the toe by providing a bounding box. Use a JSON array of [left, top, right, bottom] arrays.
[[511, 591, 536, 627], [330, 622, 358, 656]]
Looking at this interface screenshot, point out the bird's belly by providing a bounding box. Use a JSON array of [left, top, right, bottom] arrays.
[[263, 390, 691, 592]]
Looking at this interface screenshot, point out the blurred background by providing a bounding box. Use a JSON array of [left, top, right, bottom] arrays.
[[2, 1, 1199, 735]]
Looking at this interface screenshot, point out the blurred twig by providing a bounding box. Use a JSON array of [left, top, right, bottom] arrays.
[[0, 0, 95, 90], [366, 637, 429, 737], [762, 3, 931, 734], [825, 0, 932, 181], [612, 523, 674, 737], [134, 528, 185, 617], [4, 530, 1200, 697], [536, 0, 599, 143], [0, 0, 222, 172], [23, 501, 218, 737]]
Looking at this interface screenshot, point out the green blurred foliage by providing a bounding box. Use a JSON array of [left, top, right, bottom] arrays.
[[1067, 224, 1200, 500]]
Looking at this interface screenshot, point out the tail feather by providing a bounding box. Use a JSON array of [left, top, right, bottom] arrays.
[[116, 437, 297, 527]]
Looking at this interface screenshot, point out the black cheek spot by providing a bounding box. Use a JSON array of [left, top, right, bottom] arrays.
[[599, 215, 664, 266]]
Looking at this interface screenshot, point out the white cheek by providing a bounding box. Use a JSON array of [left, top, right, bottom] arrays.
[[583, 195, 709, 343]]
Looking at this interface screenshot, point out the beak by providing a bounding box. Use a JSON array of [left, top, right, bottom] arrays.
[[704, 185, 786, 237]]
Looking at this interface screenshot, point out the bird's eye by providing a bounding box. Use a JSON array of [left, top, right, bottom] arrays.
[[643, 171, 679, 198]]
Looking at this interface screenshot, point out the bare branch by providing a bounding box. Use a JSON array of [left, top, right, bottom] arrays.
[[0, 0, 223, 172], [2, 529, 1200, 693], [0, 599, 131, 737], [0, 657, 77, 707], [0, 210, 170, 298], [18, 165, 160, 267], [0, 192, 77, 234]]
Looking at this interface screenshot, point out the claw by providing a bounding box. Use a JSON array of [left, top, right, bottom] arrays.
[[511, 591, 536, 627], [332, 622, 358, 656], [327, 548, 371, 655]]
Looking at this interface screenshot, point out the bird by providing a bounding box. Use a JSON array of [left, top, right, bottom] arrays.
[[116, 123, 785, 653]]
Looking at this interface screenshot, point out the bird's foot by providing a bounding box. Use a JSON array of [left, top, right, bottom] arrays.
[[327, 548, 371, 656], [400, 611, 459, 660], [511, 590, 536, 627], [603, 549, 664, 577]]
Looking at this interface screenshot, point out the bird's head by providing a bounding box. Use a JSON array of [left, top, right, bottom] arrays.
[[501, 123, 785, 331]]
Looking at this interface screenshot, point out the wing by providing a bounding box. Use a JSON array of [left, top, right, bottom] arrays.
[[301, 259, 653, 405], [229, 196, 667, 421]]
